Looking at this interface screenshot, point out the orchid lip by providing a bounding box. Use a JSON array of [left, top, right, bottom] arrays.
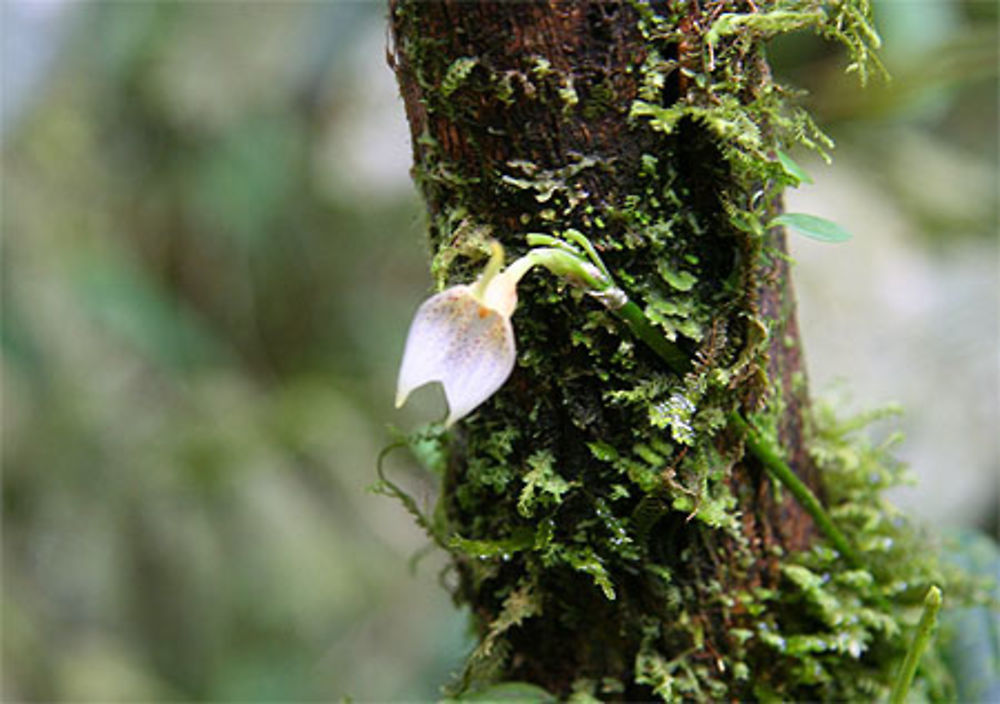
[[395, 238, 617, 426], [395, 284, 517, 426]]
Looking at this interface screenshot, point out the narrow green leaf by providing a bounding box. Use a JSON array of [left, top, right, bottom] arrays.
[[777, 149, 814, 184], [771, 213, 852, 243], [889, 586, 943, 704]]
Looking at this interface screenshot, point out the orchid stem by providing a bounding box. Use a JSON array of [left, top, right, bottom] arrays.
[[613, 301, 691, 376], [532, 233, 865, 570], [607, 284, 863, 569], [889, 586, 942, 704], [728, 410, 863, 569]]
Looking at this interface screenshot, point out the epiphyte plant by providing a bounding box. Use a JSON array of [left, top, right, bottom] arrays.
[[392, 233, 945, 701], [395, 233, 623, 426], [396, 230, 867, 579]]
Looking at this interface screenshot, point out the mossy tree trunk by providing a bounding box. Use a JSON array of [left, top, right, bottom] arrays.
[[389, 2, 942, 700]]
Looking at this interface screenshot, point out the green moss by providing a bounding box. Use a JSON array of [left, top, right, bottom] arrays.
[[499, 156, 601, 212], [557, 76, 579, 114], [458, 579, 544, 690], [623, 0, 884, 290], [702, 401, 970, 701], [517, 450, 575, 518], [441, 57, 479, 98], [657, 261, 698, 292]]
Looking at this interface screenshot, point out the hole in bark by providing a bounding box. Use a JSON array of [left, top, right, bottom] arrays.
[[586, 3, 619, 43], [674, 117, 737, 293], [663, 43, 681, 107]]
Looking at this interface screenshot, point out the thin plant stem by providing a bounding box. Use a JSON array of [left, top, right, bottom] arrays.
[[889, 586, 943, 704], [608, 294, 864, 569], [541, 234, 867, 572], [728, 410, 864, 569], [613, 301, 691, 376]]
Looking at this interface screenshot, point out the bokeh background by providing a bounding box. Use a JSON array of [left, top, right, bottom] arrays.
[[2, 1, 996, 700]]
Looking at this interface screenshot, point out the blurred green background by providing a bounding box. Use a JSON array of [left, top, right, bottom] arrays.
[[1, 1, 996, 701]]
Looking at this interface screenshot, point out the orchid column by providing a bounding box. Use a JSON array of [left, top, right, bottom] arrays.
[[388, 2, 945, 700]]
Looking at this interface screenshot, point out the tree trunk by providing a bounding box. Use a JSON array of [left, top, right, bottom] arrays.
[[388, 2, 948, 700]]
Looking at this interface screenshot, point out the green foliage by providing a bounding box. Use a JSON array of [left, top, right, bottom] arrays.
[[634, 619, 711, 700], [685, 409, 963, 701], [629, 0, 882, 262], [717, 400, 971, 701], [456, 581, 544, 692], [891, 586, 944, 704], [772, 212, 853, 242], [701, 3, 885, 83], [442, 57, 480, 98], [517, 450, 575, 518], [777, 149, 814, 185]]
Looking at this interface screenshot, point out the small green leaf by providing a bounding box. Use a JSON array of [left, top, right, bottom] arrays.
[[567, 546, 616, 600], [587, 441, 619, 462], [657, 261, 697, 291], [449, 529, 535, 559], [777, 149, 813, 185], [771, 213, 852, 243]]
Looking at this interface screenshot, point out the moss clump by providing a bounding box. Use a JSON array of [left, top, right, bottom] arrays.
[[717, 403, 961, 701]]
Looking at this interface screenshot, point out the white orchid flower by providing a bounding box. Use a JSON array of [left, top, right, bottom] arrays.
[[395, 236, 622, 426], [395, 242, 536, 426]]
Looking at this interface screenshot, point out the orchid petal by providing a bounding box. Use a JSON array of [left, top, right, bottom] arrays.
[[396, 285, 516, 426]]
